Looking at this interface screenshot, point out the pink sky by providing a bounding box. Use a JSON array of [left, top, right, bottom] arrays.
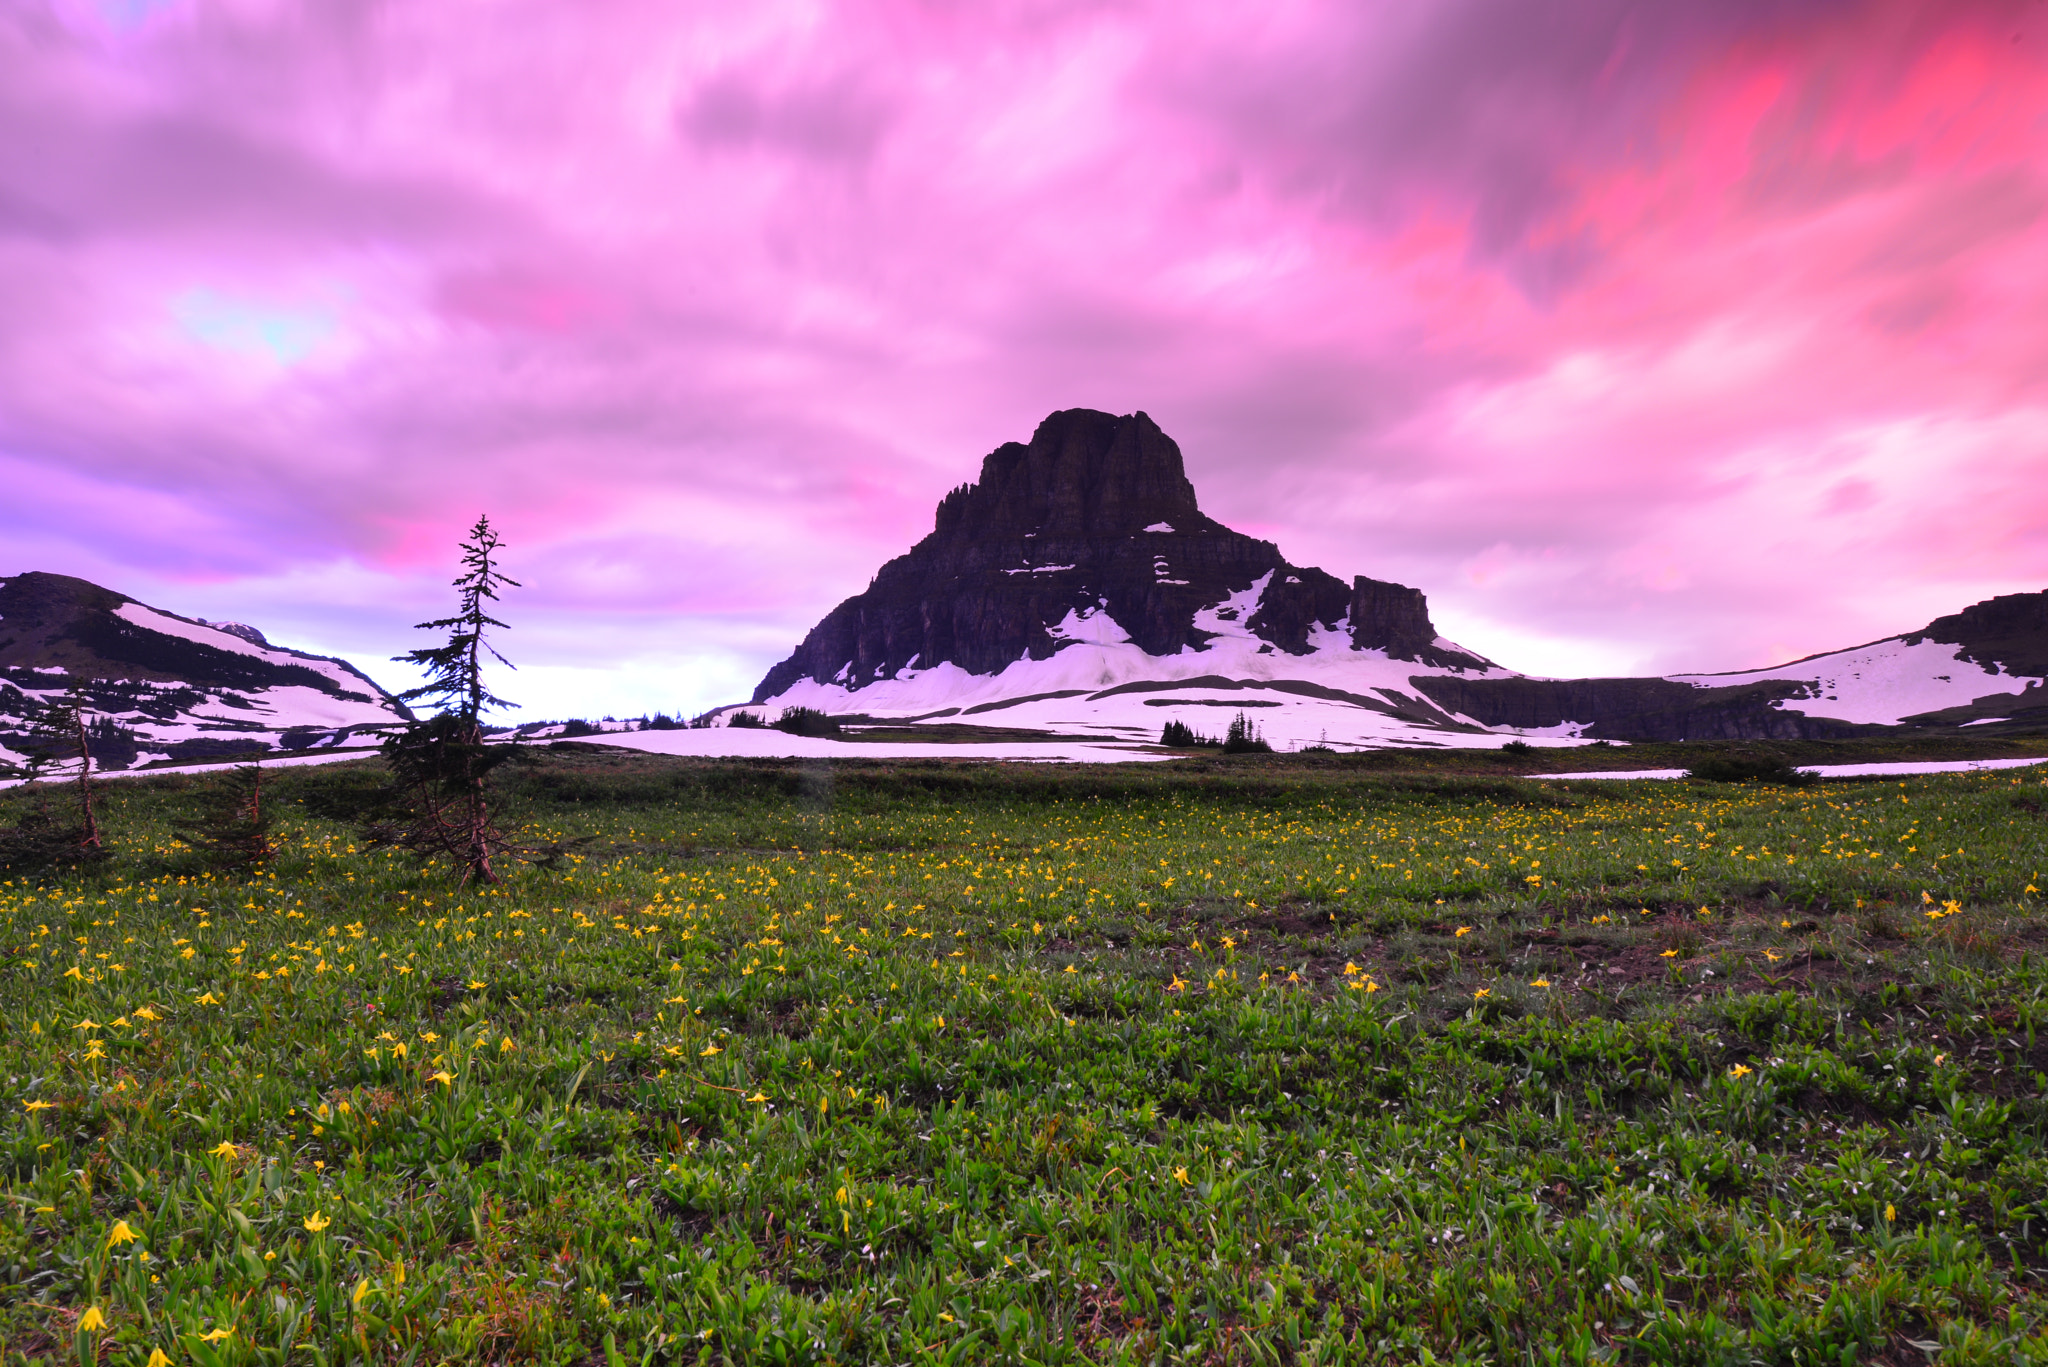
[[4, 0, 2045, 717]]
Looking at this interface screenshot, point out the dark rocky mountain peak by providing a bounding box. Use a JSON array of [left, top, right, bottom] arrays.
[[202, 620, 271, 646], [931, 409, 1215, 540], [754, 409, 1489, 701]]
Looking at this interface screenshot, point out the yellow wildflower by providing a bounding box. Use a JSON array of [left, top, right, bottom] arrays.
[[1728, 1064, 1753, 1079], [105, 1220, 140, 1248], [303, 1210, 331, 1232], [78, 1306, 107, 1333]]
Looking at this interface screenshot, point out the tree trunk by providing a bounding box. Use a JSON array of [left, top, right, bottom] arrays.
[[72, 708, 100, 851]]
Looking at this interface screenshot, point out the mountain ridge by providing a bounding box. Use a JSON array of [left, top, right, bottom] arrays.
[[0, 571, 410, 770], [746, 409, 2048, 748]]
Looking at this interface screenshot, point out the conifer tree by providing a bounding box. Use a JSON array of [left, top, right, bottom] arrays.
[[376, 515, 522, 884], [0, 684, 105, 870], [176, 762, 274, 870]]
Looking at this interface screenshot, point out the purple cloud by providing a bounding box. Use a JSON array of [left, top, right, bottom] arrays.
[[1, 0, 2043, 718]]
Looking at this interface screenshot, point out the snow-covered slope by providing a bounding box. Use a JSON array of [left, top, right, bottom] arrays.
[[0, 571, 409, 771], [1669, 636, 2041, 726], [746, 587, 1539, 751]]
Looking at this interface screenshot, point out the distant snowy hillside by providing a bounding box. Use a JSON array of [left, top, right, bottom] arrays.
[[0, 571, 409, 771], [1666, 591, 2048, 729]]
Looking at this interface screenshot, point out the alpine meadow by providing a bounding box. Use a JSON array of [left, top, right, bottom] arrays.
[[3, 744, 2047, 1365]]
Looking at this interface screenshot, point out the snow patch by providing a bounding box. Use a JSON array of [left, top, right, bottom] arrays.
[[1048, 604, 1133, 647], [1535, 758, 2048, 781], [1668, 637, 2039, 725], [1143, 523, 1174, 533], [1192, 573, 1273, 638]]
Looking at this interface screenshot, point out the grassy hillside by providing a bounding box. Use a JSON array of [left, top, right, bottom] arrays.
[[2, 749, 2046, 1364]]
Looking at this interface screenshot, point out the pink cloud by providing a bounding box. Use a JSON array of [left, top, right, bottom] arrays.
[[2, 0, 2044, 717]]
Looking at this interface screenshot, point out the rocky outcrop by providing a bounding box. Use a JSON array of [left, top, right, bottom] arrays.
[[1908, 589, 2048, 680], [1410, 675, 1867, 742], [755, 409, 1484, 700]]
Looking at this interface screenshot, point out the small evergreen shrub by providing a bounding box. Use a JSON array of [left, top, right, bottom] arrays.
[[727, 711, 766, 729], [774, 707, 841, 737], [1685, 754, 1814, 785], [559, 719, 600, 737], [174, 763, 275, 870], [1500, 739, 1535, 755], [1159, 719, 1219, 748], [1222, 712, 1272, 754]]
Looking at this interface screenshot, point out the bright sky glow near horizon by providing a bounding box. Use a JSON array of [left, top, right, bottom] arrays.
[[4, 0, 2046, 719]]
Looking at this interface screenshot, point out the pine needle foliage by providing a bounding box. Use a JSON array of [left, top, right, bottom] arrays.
[[373, 516, 524, 885], [0, 685, 105, 870], [774, 706, 841, 737], [1222, 710, 1273, 754], [174, 763, 274, 870]]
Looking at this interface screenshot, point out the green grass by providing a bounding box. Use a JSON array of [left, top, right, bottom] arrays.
[[3, 749, 2047, 1365]]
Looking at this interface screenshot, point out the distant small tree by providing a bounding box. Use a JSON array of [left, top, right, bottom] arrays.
[[727, 711, 766, 729], [176, 762, 274, 870], [1159, 719, 1219, 748], [1685, 753, 1813, 786], [1221, 711, 1272, 755], [375, 515, 523, 885], [774, 706, 841, 737], [0, 685, 106, 871]]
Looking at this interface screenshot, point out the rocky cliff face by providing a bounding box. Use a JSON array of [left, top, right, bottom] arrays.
[[1908, 589, 2048, 680], [754, 409, 1487, 701]]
